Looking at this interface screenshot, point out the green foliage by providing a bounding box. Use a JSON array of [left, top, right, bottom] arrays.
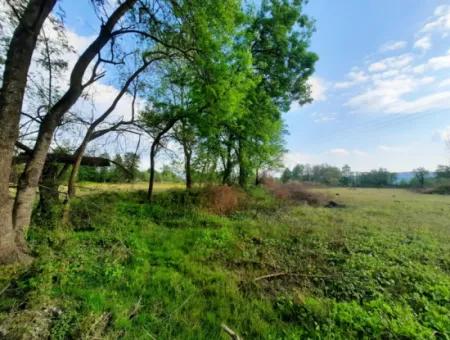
[[78, 153, 147, 183], [281, 167, 292, 183], [1, 186, 449, 338], [283, 164, 399, 188]]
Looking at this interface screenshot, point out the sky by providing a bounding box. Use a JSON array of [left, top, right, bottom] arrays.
[[285, 0, 450, 172], [18, 0, 450, 172]]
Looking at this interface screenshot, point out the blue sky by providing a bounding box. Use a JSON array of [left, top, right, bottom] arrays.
[[285, 0, 450, 171], [57, 0, 450, 172]]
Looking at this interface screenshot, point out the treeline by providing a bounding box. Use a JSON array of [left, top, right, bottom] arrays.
[[281, 164, 397, 187], [0, 0, 317, 263], [281, 164, 450, 190]]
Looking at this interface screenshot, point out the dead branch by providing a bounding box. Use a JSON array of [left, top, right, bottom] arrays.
[[221, 323, 242, 340]]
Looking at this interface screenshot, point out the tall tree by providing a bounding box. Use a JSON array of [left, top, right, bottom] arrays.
[[236, 0, 318, 186], [12, 0, 137, 253], [0, 0, 57, 264]]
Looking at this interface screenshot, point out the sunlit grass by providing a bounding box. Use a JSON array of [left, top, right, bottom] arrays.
[[62, 181, 185, 196], [1, 186, 449, 338]]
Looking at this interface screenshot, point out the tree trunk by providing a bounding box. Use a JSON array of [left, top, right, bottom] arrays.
[[0, 0, 56, 264], [222, 143, 233, 185], [12, 0, 137, 242], [238, 139, 247, 188], [37, 161, 61, 224], [147, 143, 157, 201], [184, 146, 192, 190], [67, 132, 92, 198]]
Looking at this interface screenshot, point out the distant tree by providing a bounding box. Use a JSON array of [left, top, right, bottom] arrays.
[[413, 167, 429, 188], [311, 164, 341, 186], [291, 164, 304, 181], [340, 164, 352, 186], [156, 165, 182, 183], [122, 152, 140, 182], [436, 165, 450, 180], [281, 168, 292, 183], [359, 168, 396, 187]]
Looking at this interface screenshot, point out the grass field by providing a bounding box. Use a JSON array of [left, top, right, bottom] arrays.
[[1, 185, 449, 339], [64, 181, 185, 195]]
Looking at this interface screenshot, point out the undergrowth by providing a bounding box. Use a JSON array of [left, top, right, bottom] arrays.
[[0, 186, 449, 339]]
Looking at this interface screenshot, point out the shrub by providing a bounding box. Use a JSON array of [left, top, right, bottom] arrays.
[[263, 181, 328, 206], [201, 185, 244, 215]]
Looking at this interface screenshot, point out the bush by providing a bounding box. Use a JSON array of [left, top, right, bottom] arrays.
[[201, 185, 244, 215], [263, 180, 328, 206]]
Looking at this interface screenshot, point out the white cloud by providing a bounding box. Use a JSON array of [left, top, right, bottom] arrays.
[[438, 78, 450, 88], [312, 112, 336, 123], [420, 5, 450, 35], [378, 145, 404, 152], [328, 148, 350, 156], [368, 54, 413, 73], [414, 36, 432, 51], [82, 82, 143, 122], [346, 75, 450, 114], [335, 70, 369, 89], [427, 53, 450, 70], [309, 76, 328, 102], [389, 91, 450, 114], [440, 126, 450, 143], [346, 75, 417, 113], [379, 40, 407, 52], [283, 151, 318, 168], [353, 149, 368, 157]]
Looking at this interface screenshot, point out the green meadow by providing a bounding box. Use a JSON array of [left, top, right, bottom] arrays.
[[1, 186, 449, 339]]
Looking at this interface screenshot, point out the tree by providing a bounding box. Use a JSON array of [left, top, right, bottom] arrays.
[[340, 164, 352, 186], [413, 167, 429, 188], [10, 0, 138, 261], [291, 164, 305, 181], [66, 56, 151, 198], [281, 168, 292, 183], [436, 165, 450, 180], [0, 0, 57, 264], [235, 0, 318, 186], [358, 168, 397, 188], [122, 152, 140, 182], [173, 119, 197, 189]]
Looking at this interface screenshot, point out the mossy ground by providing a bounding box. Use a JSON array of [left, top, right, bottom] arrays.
[[1, 186, 449, 339]]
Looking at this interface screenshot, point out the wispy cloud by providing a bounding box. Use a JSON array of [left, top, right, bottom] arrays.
[[378, 145, 405, 152], [334, 69, 369, 89], [414, 36, 432, 51], [368, 54, 413, 73], [328, 148, 350, 156], [379, 40, 407, 52], [311, 112, 336, 123], [420, 5, 450, 35]]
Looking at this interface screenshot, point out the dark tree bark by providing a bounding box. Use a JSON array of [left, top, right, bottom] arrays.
[[15, 153, 111, 167], [36, 160, 61, 224], [238, 138, 248, 188], [147, 143, 158, 202], [0, 0, 57, 264], [222, 142, 233, 185], [184, 146, 192, 190], [12, 0, 137, 244]]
